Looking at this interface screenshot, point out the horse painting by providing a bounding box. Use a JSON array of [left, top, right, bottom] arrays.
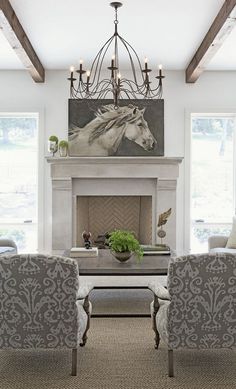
[[68, 104, 157, 156]]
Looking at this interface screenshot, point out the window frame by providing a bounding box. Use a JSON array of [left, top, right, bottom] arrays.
[[0, 108, 45, 252], [184, 108, 236, 253]]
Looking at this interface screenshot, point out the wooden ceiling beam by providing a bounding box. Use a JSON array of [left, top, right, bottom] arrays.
[[0, 0, 45, 82], [186, 0, 236, 83]]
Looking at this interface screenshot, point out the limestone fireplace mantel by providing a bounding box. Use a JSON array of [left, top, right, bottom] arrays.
[[46, 156, 183, 252]]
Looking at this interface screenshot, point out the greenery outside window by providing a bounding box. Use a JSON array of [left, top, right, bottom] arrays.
[[0, 114, 38, 252], [191, 114, 235, 252]]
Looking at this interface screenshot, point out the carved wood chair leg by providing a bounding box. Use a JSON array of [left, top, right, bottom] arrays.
[[80, 296, 90, 347], [168, 349, 174, 377], [154, 326, 160, 349], [152, 294, 160, 349], [80, 332, 88, 347], [71, 348, 77, 376]]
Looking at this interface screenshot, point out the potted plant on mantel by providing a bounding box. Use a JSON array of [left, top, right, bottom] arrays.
[[108, 229, 143, 263], [59, 140, 69, 157], [48, 135, 58, 156]]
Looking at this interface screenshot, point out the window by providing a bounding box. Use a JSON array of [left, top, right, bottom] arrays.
[[191, 114, 235, 252], [0, 114, 38, 252]]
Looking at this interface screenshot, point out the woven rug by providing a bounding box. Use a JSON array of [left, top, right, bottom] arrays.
[[0, 318, 235, 389]]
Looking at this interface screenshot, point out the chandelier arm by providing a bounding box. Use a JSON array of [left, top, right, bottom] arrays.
[[89, 36, 115, 88], [100, 89, 114, 99], [147, 80, 163, 94], [120, 78, 148, 96], [121, 88, 138, 100], [93, 36, 116, 88], [78, 80, 89, 94], [118, 35, 146, 84], [85, 83, 114, 100], [71, 83, 85, 99], [86, 79, 113, 96], [89, 35, 114, 76], [116, 36, 139, 85]]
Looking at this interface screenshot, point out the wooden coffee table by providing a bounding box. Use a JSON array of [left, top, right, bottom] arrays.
[[65, 249, 170, 276], [64, 249, 171, 317]]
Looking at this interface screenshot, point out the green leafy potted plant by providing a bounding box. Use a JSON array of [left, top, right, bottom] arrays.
[[59, 140, 69, 157], [108, 229, 143, 263], [48, 135, 58, 156]]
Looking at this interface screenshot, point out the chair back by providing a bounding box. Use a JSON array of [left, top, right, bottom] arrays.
[[167, 253, 236, 349], [0, 254, 79, 349]]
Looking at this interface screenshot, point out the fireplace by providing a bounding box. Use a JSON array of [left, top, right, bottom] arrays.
[[47, 156, 183, 253]]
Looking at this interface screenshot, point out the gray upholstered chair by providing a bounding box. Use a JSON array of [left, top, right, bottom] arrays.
[[150, 253, 236, 377], [0, 253, 92, 376], [208, 235, 236, 253], [0, 238, 17, 254]]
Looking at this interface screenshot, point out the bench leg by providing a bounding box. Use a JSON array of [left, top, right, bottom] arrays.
[[168, 349, 174, 377], [72, 348, 77, 376]]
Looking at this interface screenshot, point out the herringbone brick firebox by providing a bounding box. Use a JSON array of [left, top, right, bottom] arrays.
[[76, 195, 152, 245]]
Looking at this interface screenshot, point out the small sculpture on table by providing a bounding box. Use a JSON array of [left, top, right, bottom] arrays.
[[94, 232, 110, 249], [82, 231, 92, 249], [157, 208, 172, 248]]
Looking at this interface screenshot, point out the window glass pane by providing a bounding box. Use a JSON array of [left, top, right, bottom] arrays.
[[191, 224, 232, 253], [0, 224, 37, 253], [191, 115, 235, 252], [0, 115, 38, 252]]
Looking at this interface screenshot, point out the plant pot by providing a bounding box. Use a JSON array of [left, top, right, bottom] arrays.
[[59, 146, 68, 157], [111, 250, 132, 262], [48, 140, 58, 156]]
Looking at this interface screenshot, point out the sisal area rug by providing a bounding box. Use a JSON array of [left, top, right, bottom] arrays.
[[0, 317, 235, 389]]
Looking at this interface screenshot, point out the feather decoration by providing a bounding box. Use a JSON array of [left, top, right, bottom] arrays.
[[157, 208, 172, 227]]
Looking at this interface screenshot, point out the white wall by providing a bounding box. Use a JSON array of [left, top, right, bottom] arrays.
[[0, 69, 236, 253]]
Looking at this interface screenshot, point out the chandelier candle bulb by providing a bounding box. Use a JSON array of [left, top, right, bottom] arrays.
[[86, 70, 90, 82], [144, 58, 148, 70], [70, 66, 74, 77], [159, 64, 163, 77], [69, 66, 75, 87], [117, 73, 121, 86], [86, 70, 90, 92]]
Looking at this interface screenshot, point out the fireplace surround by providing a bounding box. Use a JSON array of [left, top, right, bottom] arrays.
[[47, 157, 183, 253]]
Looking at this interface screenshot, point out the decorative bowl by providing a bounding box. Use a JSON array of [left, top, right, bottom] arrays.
[[111, 250, 132, 262]]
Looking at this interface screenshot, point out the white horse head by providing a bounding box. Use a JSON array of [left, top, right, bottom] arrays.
[[123, 106, 156, 151], [88, 104, 157, 152]]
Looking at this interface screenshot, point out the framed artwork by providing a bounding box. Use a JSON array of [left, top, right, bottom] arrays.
[[68, 99, 164, 156]]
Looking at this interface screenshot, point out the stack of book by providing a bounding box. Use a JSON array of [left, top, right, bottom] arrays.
[[70, 247, 98, 258], [141, 245, 171, 255]]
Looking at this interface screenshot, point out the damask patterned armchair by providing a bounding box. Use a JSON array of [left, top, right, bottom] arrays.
[[0, 254, 92, 376], [150, 253, 236, 377]]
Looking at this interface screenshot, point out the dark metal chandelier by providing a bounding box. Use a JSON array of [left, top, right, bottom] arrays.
[[68, 1, 165, 108]]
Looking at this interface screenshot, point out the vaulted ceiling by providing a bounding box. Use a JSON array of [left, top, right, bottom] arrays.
[[0, 0, 236, 76]]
